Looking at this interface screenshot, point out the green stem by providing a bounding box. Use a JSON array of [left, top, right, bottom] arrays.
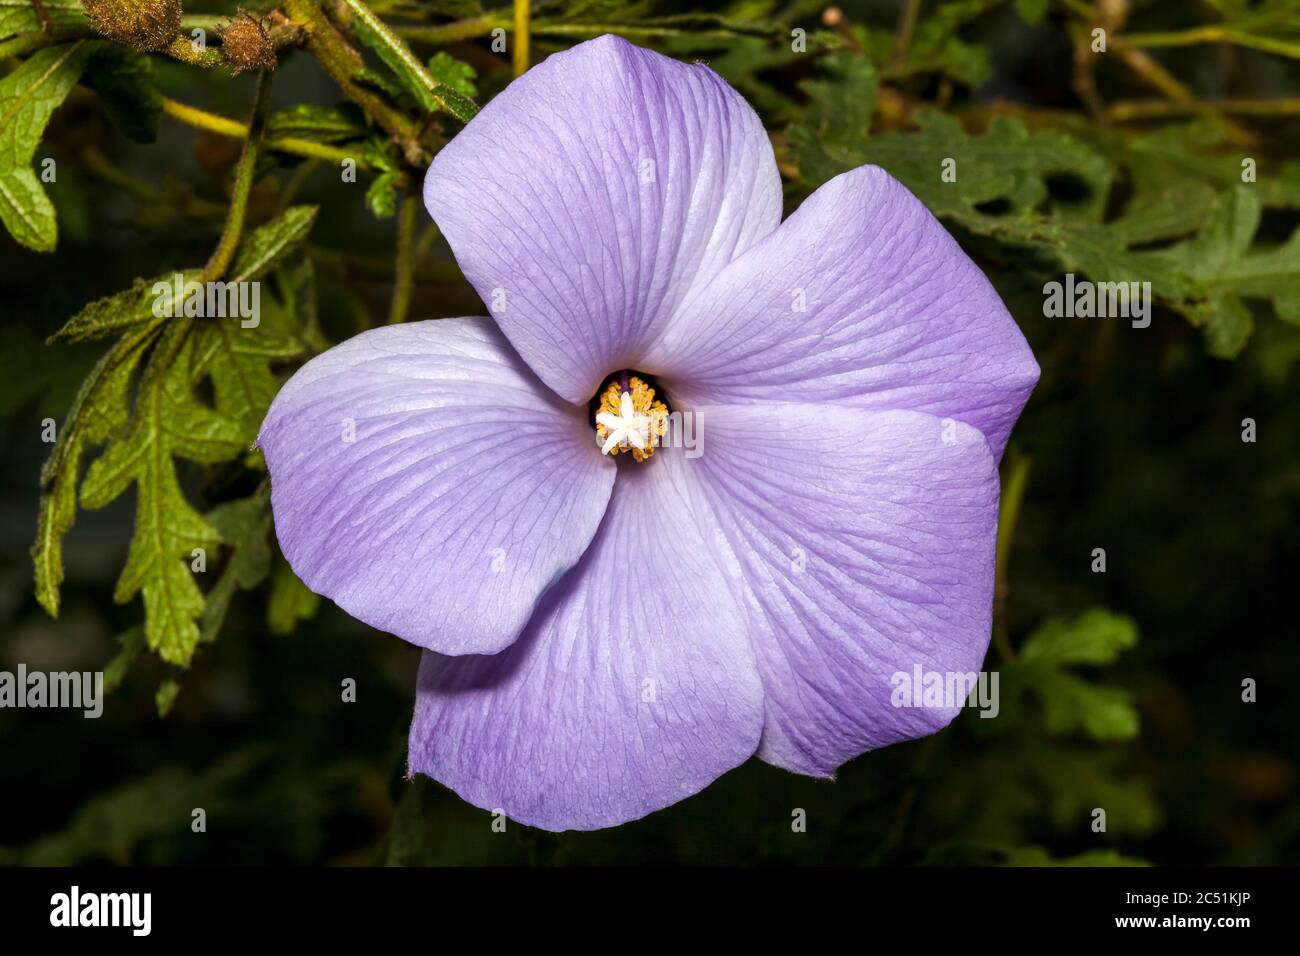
[[890, 0, 921, 68], [514, 0, 530, 75], [414, 222, 439, 260], [308, 245, 464, 286], [395, 16, 504, 44], [79, 145, 225, 219], [164, 34, 225, 69], [159, 97, 367, 166], [1119, 26, 1300, 61], [0, 29, 65, 59], [993, 450, 1032, 660], [1108, 97, 1300, 120], [201, 71, 274, 282], [396, 17, 773, 44], [386, 194, 418, 324], [79, 145, 161, 203], [283, 0, 425, 163]]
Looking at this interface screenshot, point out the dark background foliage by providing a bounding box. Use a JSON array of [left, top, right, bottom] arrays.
[[1, 0, 1297, 865]]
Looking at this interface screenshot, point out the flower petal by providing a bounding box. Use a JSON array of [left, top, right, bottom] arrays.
[[257, 317, 614, 655], [408, 451, 764, 831], [682, 402, 1000, 777], [423, 34, 782, 405], [650, 165, 1039, 458]]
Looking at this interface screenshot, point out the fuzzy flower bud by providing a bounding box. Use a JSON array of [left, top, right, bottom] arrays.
[[219, 12, 278, 74], [81, 0, 182, 53]]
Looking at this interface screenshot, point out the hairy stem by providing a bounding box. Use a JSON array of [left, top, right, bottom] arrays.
[[201, 71, 274, 282], [386, 194, 418, 325], [282, 0, 425, 164], [164, 34, 226, 69]]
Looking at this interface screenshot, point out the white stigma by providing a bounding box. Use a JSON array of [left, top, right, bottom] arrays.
[[595, 390, 651, 455]]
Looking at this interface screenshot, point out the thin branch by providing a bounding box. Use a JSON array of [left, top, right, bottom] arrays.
[[1119, 26, 1300, 61], [160, 97, 367, 166], [890, 0, 921, 69], [78, 145, 225, 219], [1107, 97, 1300, 120], [514, 0, 530, 75], [993, 451, 1032, 661], [283, 0, 425, 164], [201, 71, 274, 282], [386, 194, 418, 325]]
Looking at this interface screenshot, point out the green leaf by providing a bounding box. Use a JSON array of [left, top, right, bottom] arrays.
[[365, 169, 400, 218], [425, 51, 477, 99], [48, 271, 202, 345], [155, 679, 181, 717], [1014, 0, 1050, 24], [190, 315, 301, 443], [188, 208, 315, 438], [342, 0, 478, 122], [12, 747, 275, 864], [267, 555, 320, 635], [230, 205, 319, 283], [787, 53, 876, 188], [199, 491, 272, 645], [102, 627, 146, 694], [1021, 609, 1138, 666], [858, 112, 1112, 223], [0, 0, 85, 39], [872, 1, 994, 87], [79, 324, 246, 665], [661, 33, 806, 123], [36, 205, 313, 654], [266, 104, 366, 144], [786, 83, 1230, 336], [0, 166, 56, 251], [1034, 671, 1140, 741], [0, 41, 98, 251], [999, 846, 1148, 867], [1155, 187, 1300, 357], [32, 318, 164, 617], [1007, 609, 1141, 743], [276, 257, 326, 352], [83, 46, 161, 144], [353, 66, 407, 101]]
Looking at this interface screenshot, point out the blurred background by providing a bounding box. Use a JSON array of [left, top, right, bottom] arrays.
[[1, 0, 1297, 865]]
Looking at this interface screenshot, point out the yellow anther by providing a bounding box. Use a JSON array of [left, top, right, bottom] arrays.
[[594, 376, 669, 462]]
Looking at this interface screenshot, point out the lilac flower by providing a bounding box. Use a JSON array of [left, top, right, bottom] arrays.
[[257, 35, 1038, 831]]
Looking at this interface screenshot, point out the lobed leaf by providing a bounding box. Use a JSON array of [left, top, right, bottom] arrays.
[[1021, 609, 1139, 666], [1154, 187, 1300, 357], [32, 319, 165, 617], [79, 324, 245, 665], [1006, 608, 1142, 743], [48, 270, 202, 345], [230, 205, 320, 283], [199, 491, 273, 645]]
